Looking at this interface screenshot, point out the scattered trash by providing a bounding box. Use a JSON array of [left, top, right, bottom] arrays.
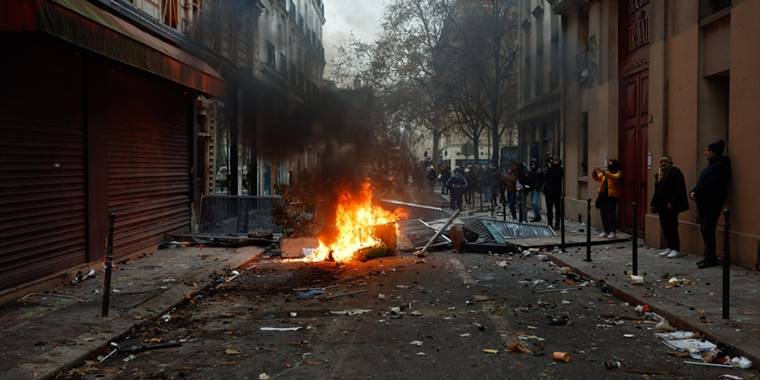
[[290, 312, 298, 317], [296, 288, 325, 299], [161, 313, 171, 323], [683, 361, 732, 368], [517, 335, 545, 342], [71, 269, 96, 285], [548, 315, 569, 326], [506, 340, 532, 354], [720, 375, 745, 380], [665, 277, 692, 288], [410, 310, 423, 317], [410, 340, 423, 347], [473, 295, 492, 302], [655, 331, 696, 340], [483, 348, 499, 354], [330, 309, 372, 316], [225, 347, 242, 355], [655, 319, 675, 332], [731, 356, 753, 369], [629, 275, 645, 285], [552, 352, 571, 362], [416, 352, 427, 356], [119, 341, 182, 354], [259, 373, 271, 380], [623, 334, 635, 338], [98, 342, 120, 363], [634, 304, 651, 314], [377, 293, 387, 300], [604, 360, 622, 369], [495, 260, 509, 268], [460, 333, 471, 337], [260, 327, 303, 332], [561, 300, 571, 305]]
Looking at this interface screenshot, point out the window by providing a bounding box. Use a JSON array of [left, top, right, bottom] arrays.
[[266, 42, 276, 68], [580, 112, 588, 176], [700, 0, 731, 19], [162, 0, 179, 28], [279, 53, 287, 77]]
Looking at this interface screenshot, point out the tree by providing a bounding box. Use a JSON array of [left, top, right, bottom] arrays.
[[436, 0, 520, 166]]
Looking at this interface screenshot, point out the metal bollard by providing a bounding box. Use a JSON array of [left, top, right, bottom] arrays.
[[722, 209, 731, 319], [102, 212, 115, 317], [560, 196, 566, 251], [632, 202, 638, 276], [585, 198, 592, 262]]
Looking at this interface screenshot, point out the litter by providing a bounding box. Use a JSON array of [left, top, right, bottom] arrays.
[[517, 335, 545, 341], [506, 340, 532, 354], [296, 289, 325, 299], [731, 356, 753, 369], [683, 361, 732, 368], [665, 277, 692, 288], [290, 312, 298, 317], [71, 269, 96, 285], [604, 360, 622, 369], [552, 352, 571, 362], [119, 341, 182, 354], [623, 334, 635, 338], [460, 333, 471, 337], [259, 374, 271, 380], [483, 348, 499, 354], [663, 338, 717, 353], [330, 309, 372, 316], [225, 347, 242, 355], [629, 275, 645, 285], [720, 375, 744, 380], [260, 327, 303, 332], [410, 340, 423, 346]]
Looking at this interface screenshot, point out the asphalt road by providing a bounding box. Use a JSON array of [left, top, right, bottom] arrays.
[[63, 251, 758, 379]]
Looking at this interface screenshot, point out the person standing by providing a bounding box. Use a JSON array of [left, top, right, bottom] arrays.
[[464, 167, 475, 206], [650, 156, 689, 258], [504, 162, 518, 220], [516, 161, 531, 223], [447, 169, 468, 210], [527, 159, 544, 222], [543, 158, 564, 230], [592, 159, 622, 238], [690, 140, 732, 269], [426, 165, 437, 193], [440, 165, 451, 195]]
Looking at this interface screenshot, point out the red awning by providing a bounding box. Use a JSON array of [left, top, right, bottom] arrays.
[[0, 0, 225, 97]]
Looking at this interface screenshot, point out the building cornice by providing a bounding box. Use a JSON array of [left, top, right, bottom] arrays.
[[547, 0, 584, 15]]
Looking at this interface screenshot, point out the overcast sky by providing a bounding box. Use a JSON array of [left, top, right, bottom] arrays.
[[322, 0, 390, 76]]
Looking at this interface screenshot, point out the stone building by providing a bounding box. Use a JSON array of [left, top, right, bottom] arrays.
[[518, 0, 562, 165], [551, 0, 760, 268]]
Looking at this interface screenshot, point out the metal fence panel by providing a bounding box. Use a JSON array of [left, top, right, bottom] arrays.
[[379, 199, 450, 222], [199, 195, 283, 235]]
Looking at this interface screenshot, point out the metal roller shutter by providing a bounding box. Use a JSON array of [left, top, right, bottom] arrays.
[[99, 68, 191, 258], [0, 39, 87, 290]]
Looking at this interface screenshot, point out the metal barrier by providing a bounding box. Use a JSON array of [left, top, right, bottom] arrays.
[[199, 195, 284, 235], [379, 199, 451, 222]]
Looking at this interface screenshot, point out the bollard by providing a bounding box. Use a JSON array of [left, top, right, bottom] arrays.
[[722, 209, 731, 320], [632, 202, 638, 276], [101, 212, 115, 317], [560, 196, 566, 251], [585, 199, 592, 262]]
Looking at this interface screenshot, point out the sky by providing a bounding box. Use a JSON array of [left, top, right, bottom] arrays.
[[322, 0, 390, 77]]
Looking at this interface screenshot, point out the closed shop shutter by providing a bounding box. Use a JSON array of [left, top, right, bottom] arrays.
[[0, 39, 87, 290], [97, 67, 191, 258]]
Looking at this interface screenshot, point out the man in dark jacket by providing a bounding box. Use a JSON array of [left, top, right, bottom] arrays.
[[650, 156, 689, 259], [689, 140, 732, 268], [543, 158, 564, 230], [447, 169, 468, 210], [516, 161, 531, 222]]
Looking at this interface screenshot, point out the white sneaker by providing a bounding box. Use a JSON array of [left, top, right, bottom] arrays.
[[607, 232, 617, 239], [598, 232, 608, 238], [666, 250, 682, 259], [659, 249, 672, 257]]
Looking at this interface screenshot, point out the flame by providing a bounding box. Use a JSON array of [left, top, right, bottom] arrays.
[[303, 181, 407, 262]]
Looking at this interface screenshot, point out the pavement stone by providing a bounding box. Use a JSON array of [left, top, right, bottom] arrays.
[[0, 246, 264, 380]]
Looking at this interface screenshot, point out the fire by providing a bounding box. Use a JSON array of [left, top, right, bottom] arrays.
[[303, 181, 406, 262]]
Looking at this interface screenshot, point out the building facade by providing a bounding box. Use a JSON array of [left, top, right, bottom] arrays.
[[518, 0, 562, 165], [551, 0, 760, 268]]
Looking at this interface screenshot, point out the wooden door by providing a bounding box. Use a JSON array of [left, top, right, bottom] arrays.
[[619, 70, 648, 234]]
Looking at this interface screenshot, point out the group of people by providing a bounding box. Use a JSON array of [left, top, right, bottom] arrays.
[[435, 158, 565, 230], [591, 140, 731, 269]]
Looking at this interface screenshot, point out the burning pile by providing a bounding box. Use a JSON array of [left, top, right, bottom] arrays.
[[303, 182, 407, 262]]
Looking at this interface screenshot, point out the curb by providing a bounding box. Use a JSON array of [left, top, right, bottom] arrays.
[[546, 253, 760, 368], [42, 248, 263, 380]]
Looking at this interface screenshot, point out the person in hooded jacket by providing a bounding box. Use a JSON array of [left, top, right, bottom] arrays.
[[690, 140, 732, 269], [650, 156, 689, 259], [447, 169, 468, 210]]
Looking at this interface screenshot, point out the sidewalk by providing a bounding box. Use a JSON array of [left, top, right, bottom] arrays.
[[0, 245, 263, 380], [548, 234, 760, 365]]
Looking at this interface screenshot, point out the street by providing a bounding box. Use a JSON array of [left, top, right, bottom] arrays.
[[63, 251, 752, 380]]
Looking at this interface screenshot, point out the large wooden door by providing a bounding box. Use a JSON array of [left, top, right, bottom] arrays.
[[618, 0, 651, 235], [619, 71, 648, 233]]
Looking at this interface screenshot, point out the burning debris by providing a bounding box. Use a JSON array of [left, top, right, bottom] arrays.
[[297, 181, 407, 263]]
